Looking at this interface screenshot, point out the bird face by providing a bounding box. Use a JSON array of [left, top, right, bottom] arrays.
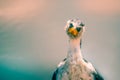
[[65, 19, 85, 39]]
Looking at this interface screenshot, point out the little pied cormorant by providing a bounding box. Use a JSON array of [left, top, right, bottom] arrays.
[[52, 19, 104, 80]]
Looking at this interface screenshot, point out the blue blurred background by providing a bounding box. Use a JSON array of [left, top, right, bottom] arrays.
[[0, 0, 120, 80]]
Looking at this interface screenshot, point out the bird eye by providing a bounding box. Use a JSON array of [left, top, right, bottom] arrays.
[[80, 22, 85, 27], [76, 27, 81, 32], [69, 23, 74, 28]]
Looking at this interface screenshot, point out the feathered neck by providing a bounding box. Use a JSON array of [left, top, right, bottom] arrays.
[[67, 38, 83, 63]]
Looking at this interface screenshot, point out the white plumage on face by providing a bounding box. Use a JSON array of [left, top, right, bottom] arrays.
[[65, 19, 85, 39]]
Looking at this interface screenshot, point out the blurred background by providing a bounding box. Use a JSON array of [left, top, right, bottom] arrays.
[[0, 0, 120, 80]]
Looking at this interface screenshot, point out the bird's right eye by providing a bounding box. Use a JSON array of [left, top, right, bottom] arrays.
[[69, 23, 74, 28]]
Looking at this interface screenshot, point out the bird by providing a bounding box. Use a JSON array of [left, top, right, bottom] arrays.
[[52, 19, 104, 80]]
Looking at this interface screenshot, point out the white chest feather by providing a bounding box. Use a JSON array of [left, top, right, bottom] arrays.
[[63, 61, 93, 80]]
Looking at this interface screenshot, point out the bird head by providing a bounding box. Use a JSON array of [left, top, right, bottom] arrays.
[[65, 19, 85, 39]]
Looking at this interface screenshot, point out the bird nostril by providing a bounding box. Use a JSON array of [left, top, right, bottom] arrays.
[[69, 23, 74, 28], [76, 27, 81, 32]]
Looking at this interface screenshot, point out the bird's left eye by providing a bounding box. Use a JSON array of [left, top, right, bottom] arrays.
[[76, 27, 81, 32]]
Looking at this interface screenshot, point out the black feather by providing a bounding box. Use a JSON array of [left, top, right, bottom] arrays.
[[52, 58, 66, 80], [92, 70, 104, 80], [52, 69, 58, 80], [83, 59, 104, 80], [80, 39, 82, 48]]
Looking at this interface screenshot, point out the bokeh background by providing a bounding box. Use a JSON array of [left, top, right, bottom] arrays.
[[0, 0, 120, 80]]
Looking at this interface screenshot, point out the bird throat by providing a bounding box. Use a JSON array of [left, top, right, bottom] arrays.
[[67, 38, 83, 63]]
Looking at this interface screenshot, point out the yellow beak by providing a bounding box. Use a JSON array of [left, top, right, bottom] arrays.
[[68, 27, 78, 36]]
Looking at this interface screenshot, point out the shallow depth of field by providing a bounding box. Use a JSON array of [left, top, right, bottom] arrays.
[[0, 0, 120, 80]]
